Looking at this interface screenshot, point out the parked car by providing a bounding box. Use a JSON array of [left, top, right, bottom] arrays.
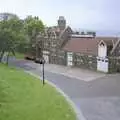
[[24, 54, 35, 60], [34, 57, 40, 63]]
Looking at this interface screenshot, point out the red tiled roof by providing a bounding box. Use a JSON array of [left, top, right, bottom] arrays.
[[63, 37, 118, 56]]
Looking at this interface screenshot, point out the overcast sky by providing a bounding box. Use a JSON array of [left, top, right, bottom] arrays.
[[0, 0, 120, 32]]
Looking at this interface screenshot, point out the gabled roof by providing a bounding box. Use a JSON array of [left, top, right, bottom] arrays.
[[45, 25, 73, 39], [45, 26, 61, 38], [98, 40, 106, 46], [59, 26, 73, 39]]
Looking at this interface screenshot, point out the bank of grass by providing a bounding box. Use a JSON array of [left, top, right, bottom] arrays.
[[0, 64, 76, 120], [15, 52, 24, 59], [9, 52, 24, 59]]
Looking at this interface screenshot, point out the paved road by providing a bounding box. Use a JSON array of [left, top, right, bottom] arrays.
[[10, 60, 120, 120]]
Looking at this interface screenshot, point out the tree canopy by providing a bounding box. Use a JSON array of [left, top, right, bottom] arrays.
[[24, 16, 45, 59], [0, 14, 45, 63], [0, 17, 26, 63], [24, 16, 44, 41]]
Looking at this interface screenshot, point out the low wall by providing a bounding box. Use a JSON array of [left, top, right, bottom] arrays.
[[108, 57, 120, 73], [49, 51, 97, 70], [73, 53, 97, 70], [49, 51, 67, 65], [49, 51, 120, 73]]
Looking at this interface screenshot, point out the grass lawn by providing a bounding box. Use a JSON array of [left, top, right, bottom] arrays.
[[9, 52, 24, 59], [0, 64, 76, 120], [15, 52, 24, 59]]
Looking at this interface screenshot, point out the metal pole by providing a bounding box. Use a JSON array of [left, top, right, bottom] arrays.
[[43, 62, 45, 85]]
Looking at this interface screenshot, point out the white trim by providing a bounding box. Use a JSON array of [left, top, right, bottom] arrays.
[[98, 40, 106, 46], [71, 34, 94, 38]]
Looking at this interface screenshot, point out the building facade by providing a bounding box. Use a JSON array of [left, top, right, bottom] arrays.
[[38, 16, 120, 73]]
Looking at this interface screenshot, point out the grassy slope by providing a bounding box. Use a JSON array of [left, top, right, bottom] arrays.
[[0, 64, 76, 120], [9, 52, 24, 59]]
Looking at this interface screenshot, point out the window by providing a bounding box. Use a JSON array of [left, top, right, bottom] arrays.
[[100, 42, 105, 46]]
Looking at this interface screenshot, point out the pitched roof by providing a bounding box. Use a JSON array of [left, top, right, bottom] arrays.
[[95, 37, 118, 45], [46, 26, 73, 38], [63, 37, 118, 56], [45, 26, 61, 37]]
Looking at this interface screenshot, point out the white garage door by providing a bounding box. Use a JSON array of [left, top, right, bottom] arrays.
[[97, 57, 108, 73]]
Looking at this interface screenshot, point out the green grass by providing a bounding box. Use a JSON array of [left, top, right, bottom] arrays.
[[15, 52, 24, 59], [9, 52, 24, 59], [0, 64, 76, 120]]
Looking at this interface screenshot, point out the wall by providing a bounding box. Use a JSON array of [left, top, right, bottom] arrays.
[[49, 50, 67, 65], [108, 57, 120, 73], [73, 53, 97, 70], [49, 51, 97, 70], [48, 49, 120, 73], [48, 47, 120, 73]]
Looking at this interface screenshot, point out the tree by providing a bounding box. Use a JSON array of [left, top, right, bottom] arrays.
[[24, 16, 45, 60], [0, 17, 25, 64], [0, 14, 45, 64], [24, 16, 44, 40]]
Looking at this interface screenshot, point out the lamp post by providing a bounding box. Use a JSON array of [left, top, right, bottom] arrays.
[[39, 33, 46, 85], [36, 33, 46, 85], [40, 58, 45, 85]]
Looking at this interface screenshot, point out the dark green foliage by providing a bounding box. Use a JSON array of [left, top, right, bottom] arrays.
[[24, 16, 44, 40], [24, 16, 45, 57], [0, 14, 45, 62], [0, 17, 26, 63]]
